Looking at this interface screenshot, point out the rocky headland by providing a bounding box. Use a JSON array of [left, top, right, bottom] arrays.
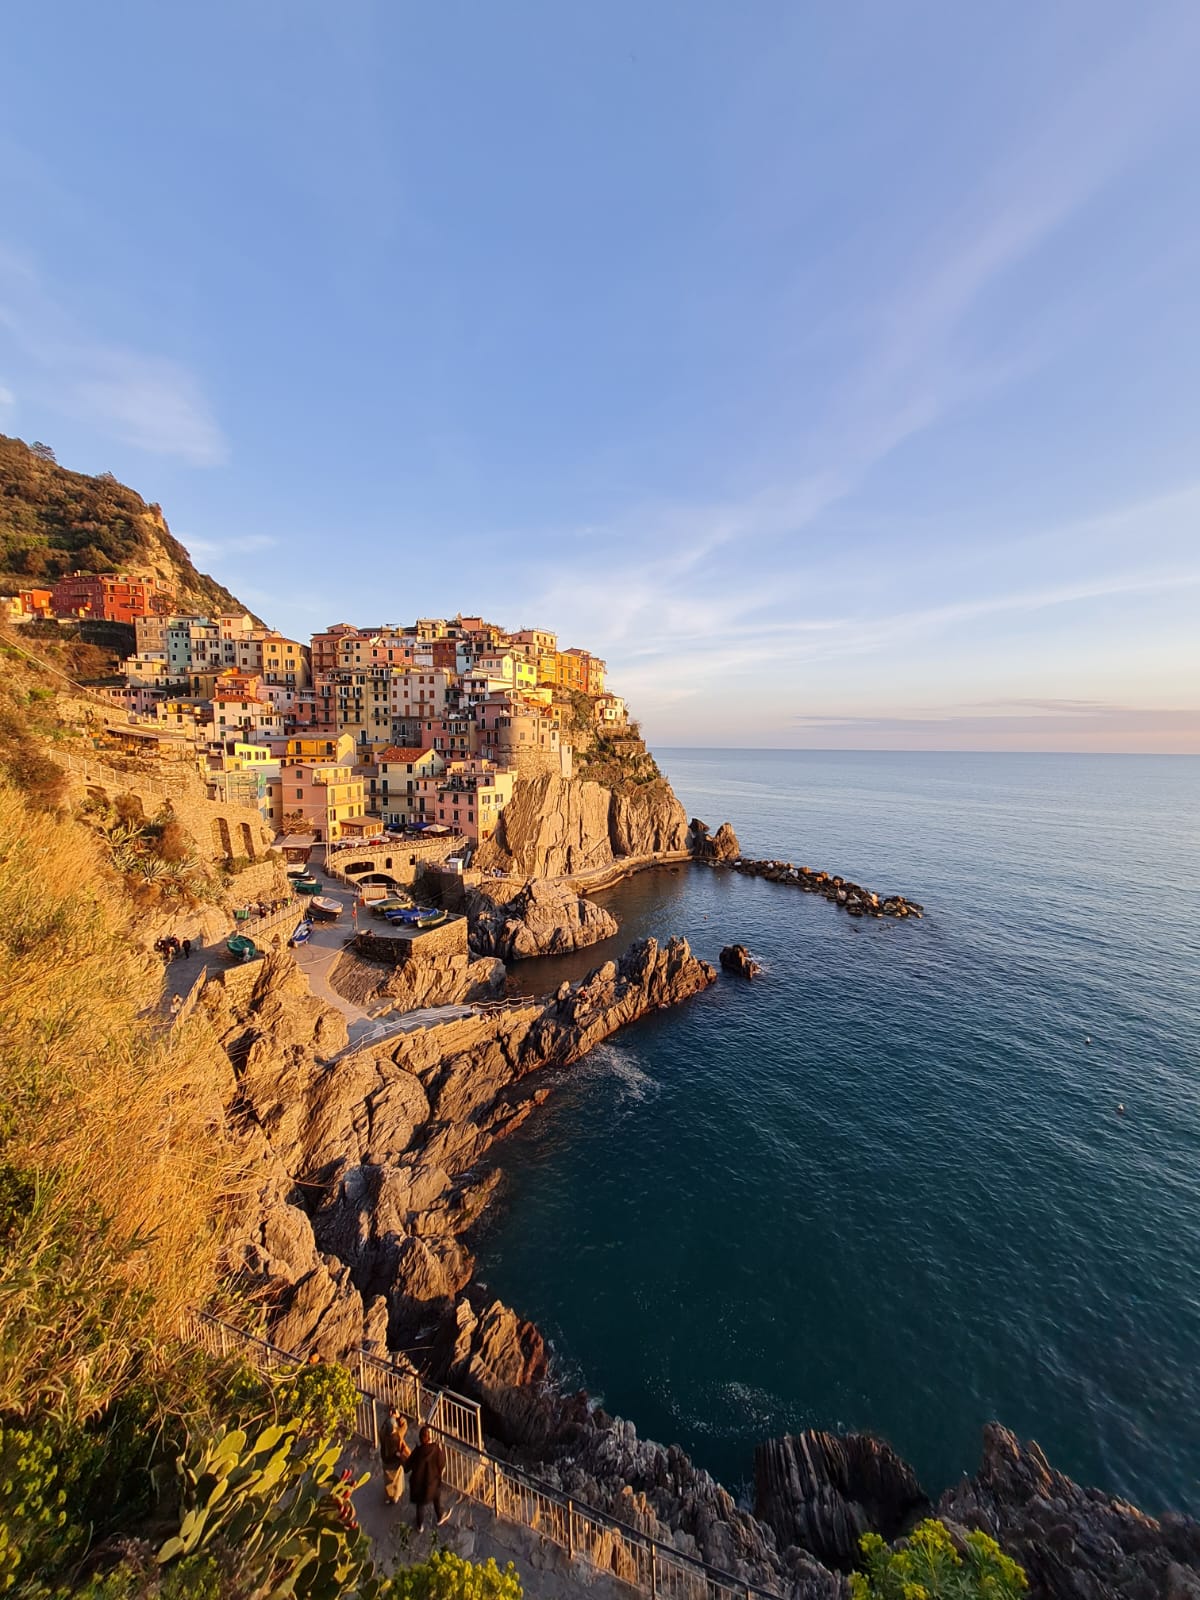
[[475, 772, 691, 879]]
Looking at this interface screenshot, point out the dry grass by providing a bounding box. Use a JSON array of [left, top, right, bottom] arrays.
[[0, 780, 237, 1426]]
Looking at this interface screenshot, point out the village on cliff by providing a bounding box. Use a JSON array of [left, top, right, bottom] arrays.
[[6, 575, 624, 851]]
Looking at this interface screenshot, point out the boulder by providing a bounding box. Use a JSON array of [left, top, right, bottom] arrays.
[[719, 943, 761, 979], [691, 819, 742, 861]]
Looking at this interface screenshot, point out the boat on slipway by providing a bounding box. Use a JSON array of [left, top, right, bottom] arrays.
[[289, 920, 312, 946], [293, 876, 321, 894], [309, 896, 343, 920], [226, 933, 257, 961]]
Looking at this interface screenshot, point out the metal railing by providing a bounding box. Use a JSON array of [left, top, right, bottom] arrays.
[[183, 1311, 780, 1600]]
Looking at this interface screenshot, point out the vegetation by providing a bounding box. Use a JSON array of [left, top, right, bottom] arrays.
[[384, 1549, 523, 1600], [0, 432, 250, 616], [0, 700, 523, 1598], [852, 1519, 1027, 1600]]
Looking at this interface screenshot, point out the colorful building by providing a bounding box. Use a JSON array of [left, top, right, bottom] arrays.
[[414, 757, 515, 844], [269, 759, 367, 843], [50, 571, 171, 622]]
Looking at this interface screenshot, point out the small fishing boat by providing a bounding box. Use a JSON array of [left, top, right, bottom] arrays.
[[413, 910, 448, 929], [226, 933, 257, 960], [309, 896, 342, 919], [289, 920, 312, 946], [372, 896, 413, 916], [294, 876, 320, 894]]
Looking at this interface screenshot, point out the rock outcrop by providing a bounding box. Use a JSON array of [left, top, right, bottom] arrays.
[[330, 945, 505, 1012], [529, 1415, 841, 1599], [691, 818, 742, 861], [720, 943, 762, 979], [475, 773, 689, 879], [730, 859, 923, 920], [755, 1432, 931, 1572], [938, 1424, 1200, 1600], [210, 938, 715, 1379], [466, 878, 619, 960]]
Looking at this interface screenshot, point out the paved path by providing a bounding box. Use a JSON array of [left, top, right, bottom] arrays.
[[347, 1441, 627, 1600]]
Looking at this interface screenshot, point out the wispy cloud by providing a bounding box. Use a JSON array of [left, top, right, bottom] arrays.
[[0, 247, 227, 466]]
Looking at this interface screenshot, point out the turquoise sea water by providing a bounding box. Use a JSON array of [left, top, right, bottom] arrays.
[[475, 751, 1200, 1512]]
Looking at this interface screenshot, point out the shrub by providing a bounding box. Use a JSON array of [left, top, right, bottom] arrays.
[[385, 1548, 524, 1600], [851, 1519, 1027, 1600]]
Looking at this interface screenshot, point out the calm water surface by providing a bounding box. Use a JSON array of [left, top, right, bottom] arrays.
[[475, 752, 1200, 1510]]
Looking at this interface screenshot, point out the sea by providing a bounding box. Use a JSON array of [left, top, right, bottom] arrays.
[[473, 750, 1200, 1513]]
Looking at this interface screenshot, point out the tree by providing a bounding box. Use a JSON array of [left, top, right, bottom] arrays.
[[31, 441, 57, 463], [851, 1520, 1027, 1600]]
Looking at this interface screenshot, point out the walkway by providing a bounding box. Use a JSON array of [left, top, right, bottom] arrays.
[[348, 1440, 631, 1600]]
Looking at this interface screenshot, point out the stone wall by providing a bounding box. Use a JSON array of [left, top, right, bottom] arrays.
[[351, 914, 468, 966], [326, 834, 465, 890]]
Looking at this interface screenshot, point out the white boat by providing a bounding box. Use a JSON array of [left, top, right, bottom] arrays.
[[309, 896, 343, 919]]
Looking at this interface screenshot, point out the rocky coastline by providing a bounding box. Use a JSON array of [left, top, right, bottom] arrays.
[[194, 793, 1196, 1600]]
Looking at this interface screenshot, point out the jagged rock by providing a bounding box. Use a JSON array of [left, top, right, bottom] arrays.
[[691, 818, 742, 861], [475, 773, 689, 878], [938, 1424, 1200, 1600], [467, 878, 618, 960], [720, 943, 761, 979], [755, 1432, 931, 1573], [526, 1414, 841, 1598]]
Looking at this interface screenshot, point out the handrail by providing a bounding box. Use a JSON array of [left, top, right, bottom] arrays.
[[183, 1311, 781, 1600]]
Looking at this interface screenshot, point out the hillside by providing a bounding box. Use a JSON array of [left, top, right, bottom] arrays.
[[0, 432, 256, 619]]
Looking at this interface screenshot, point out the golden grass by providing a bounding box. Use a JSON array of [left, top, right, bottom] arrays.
[[0, 780, 237, 1425]]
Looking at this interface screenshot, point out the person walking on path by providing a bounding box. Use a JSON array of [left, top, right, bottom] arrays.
[[408, 1425, 449, 1530], [380, 1408, 411, 1506], [181, 937, 192, 959]]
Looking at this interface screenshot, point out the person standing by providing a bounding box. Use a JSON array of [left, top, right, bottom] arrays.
[[181, 937, 192, 959], [380, 1408, 411, 1506], [408, 1425, 449, 1530]]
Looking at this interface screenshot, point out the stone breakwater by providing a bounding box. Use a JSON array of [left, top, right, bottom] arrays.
[[720, 857, 924, 920]]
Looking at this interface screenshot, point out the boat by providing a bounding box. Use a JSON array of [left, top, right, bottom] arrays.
[[413, 910, 448, 929], [294, 876, 320, 894], [309, 896, 342, 919], [372, 896, 413, 916], [289, 920, 312, 946], [226, 933, 257, 960]]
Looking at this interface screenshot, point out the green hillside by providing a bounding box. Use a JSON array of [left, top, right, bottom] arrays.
[[0, 433, 255, 619]]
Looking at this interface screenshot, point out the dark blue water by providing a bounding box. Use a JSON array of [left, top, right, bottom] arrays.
[[475, 751, 1200, 1513]]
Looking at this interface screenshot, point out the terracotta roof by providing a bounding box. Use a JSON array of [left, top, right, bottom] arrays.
[[376, 745, 429, 763]]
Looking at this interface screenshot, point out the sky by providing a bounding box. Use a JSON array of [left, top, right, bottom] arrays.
[[1, 2, 1198, 752]]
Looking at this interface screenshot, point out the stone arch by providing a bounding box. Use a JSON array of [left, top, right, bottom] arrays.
[[212, 817, 233, 858], [239, 821, 256, 860]]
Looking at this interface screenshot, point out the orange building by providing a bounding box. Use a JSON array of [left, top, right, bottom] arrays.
[[50, 571, 170, 622]]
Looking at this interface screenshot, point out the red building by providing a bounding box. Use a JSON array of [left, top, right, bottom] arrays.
[[51, 571, 170, 622]]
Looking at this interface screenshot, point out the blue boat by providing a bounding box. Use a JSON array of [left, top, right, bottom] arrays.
[[289, 920, 311, 946]]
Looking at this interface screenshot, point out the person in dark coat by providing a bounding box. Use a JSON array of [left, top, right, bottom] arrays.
[[181, 938, 192, 959], [408, 1425, 449, 1529]]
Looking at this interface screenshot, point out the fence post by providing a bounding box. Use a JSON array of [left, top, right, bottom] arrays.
[[218, 1322, 228, 1357], [491, 1457, 501, 1514], [650, 1543, 658, 1599], [567, 1499, 574, 1559]]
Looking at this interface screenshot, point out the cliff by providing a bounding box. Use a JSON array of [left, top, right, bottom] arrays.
[[0, 432, 256, 618], [475, 772, 691, 879], [207, 937, 717, 1378]]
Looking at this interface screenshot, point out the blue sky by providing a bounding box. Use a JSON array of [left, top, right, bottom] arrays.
[[2, 2, 1198, 751]]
